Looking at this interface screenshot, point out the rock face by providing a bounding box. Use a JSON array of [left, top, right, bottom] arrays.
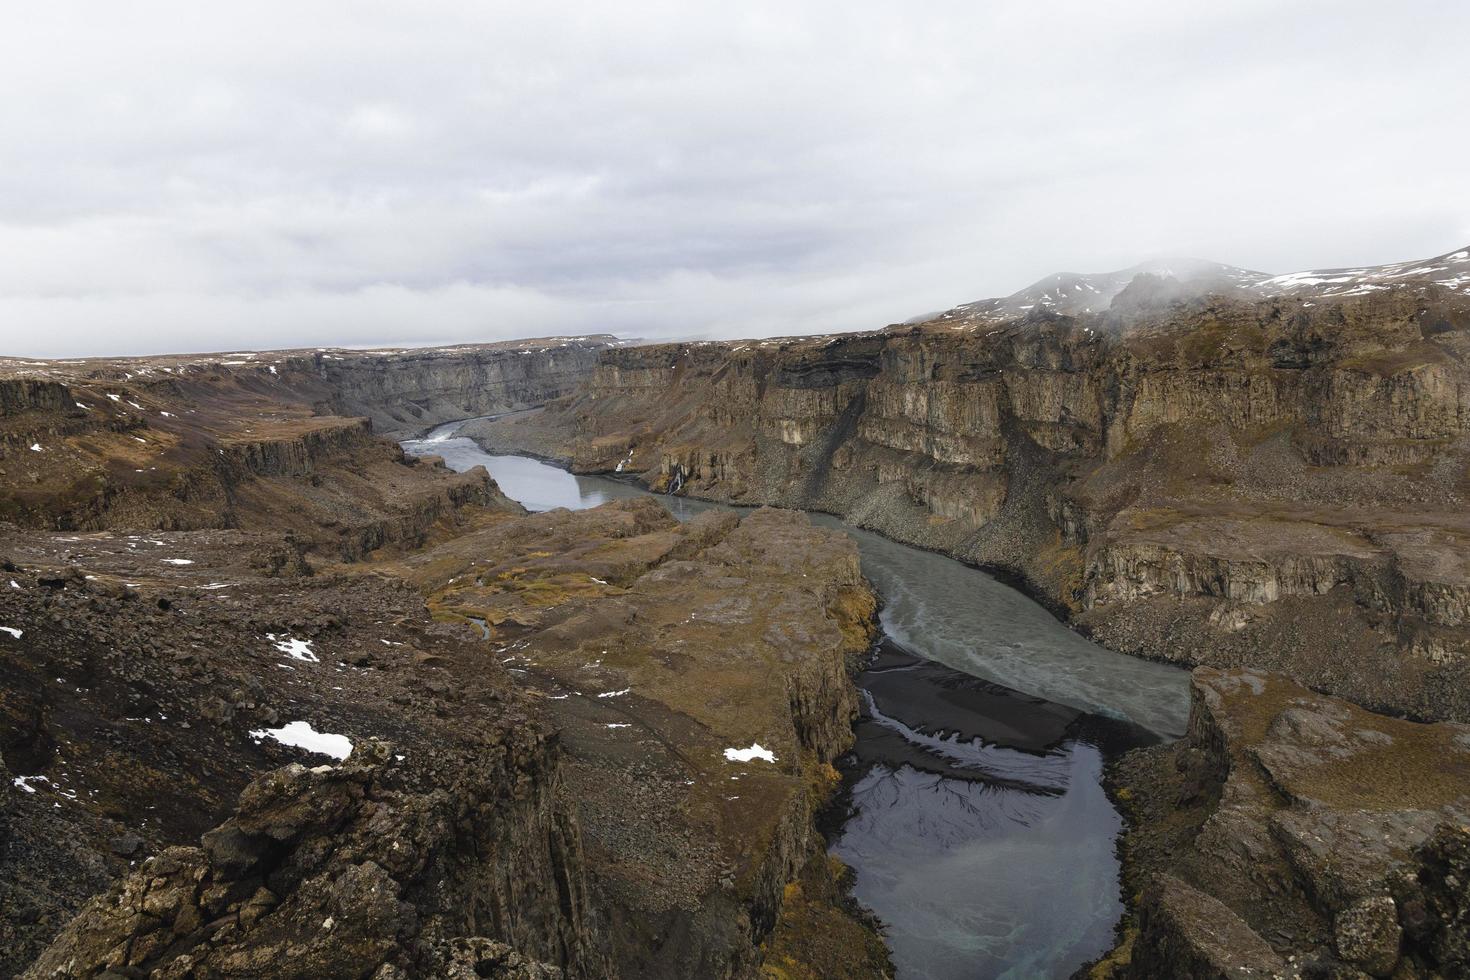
[[312, 337, 617, 439], [385, 497, 882, 979], [1101, 667, 1470, 978], [466, 284, 1470, 720]]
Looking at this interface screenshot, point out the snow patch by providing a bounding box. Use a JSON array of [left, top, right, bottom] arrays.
[[249, 721, 352, 760], [161, 558, 194, 565], [724, 743, 776, 763], [267, 634, 319, 663], [597, 688, 630, 698], [1, 626, 22, 639]]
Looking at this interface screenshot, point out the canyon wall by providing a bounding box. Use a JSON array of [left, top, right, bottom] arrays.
[[312, 337, 616, 438], [0, 338, 613, 555], [466, 287, 1470, 720]]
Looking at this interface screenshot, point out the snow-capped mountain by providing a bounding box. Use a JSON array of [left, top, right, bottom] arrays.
[[1254, 246, 1470, 299], [935, 245, 1470, 323], [952, 258, 1270, 318]]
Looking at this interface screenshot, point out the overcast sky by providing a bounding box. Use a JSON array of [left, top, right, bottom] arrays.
[[3, 1, 1468, 357]]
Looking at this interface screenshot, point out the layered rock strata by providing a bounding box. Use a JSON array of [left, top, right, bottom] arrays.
[[0, 342, 602, 556], [465, 287, 1470, 720]]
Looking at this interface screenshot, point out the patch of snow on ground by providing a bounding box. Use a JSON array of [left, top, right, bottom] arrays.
[[161, 558, 194, 565], [597, 688, 630, 698], [724, 743, 776, 763], [249, 721, 352, 760], [12, 774, 48, 793], [1, 626, 22, 639], [268, 634, 320, 662]]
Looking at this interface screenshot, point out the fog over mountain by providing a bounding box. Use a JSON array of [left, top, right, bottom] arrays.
[[3, 1, 1468, 357]]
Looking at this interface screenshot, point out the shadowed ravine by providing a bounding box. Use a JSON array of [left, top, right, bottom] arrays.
[[402, 419, 1190, 980]]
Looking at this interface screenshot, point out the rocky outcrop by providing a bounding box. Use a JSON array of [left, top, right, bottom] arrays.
[[0, 379, 75, 417], [466, 287, 1470, 719], [25, 743, 593, 979], [1127, 875, 1289, 979], [394, 497, 881, 979], [219, 417, 378, 478], [1100, 668, 1470, 978]]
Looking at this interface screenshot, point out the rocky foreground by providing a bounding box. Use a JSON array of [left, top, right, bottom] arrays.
[[0, 500, 882, 978]]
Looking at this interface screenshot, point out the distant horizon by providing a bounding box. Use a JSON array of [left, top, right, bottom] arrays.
[[6, 235, 1469, 360]]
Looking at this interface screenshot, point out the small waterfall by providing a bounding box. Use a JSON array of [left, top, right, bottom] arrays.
[[667, 463, 685, 495]]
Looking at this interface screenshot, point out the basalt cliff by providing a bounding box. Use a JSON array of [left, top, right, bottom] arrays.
[[466, 248, 1470, 723]]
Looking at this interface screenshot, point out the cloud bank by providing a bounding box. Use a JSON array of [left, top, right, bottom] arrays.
[[2, 1, 1468, 356]]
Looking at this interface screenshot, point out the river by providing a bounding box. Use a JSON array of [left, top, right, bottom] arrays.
[[403, 419, 1190, 980]]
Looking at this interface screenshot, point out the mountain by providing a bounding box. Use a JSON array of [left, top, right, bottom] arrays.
[[934, 244, 1470, 322], [950, 257, 1270, 318], [1255, 244, 1470, 299]]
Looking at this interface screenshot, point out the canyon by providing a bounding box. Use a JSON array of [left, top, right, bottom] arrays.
[[2, 245, 1469, 977], [467, 250, 1470, 724]]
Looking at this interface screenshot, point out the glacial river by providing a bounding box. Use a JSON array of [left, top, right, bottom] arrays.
[[403, 420, 1191, 980]]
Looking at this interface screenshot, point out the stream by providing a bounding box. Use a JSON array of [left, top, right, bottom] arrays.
[[403, 419, 1191, 980]]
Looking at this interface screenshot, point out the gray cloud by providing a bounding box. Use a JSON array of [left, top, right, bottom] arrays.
[[2, 1, 1468, 356]]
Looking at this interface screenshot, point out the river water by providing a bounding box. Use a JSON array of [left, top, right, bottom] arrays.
[[403, 419, 1190, 980]]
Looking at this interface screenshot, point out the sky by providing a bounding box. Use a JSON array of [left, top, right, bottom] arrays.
[[3, 1, 1469, 358]]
